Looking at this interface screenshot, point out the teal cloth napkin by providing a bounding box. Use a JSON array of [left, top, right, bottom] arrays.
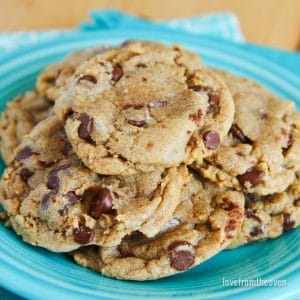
[[0, 9, 299, 300]]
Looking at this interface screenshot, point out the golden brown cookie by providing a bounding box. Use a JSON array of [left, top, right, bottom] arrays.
[[54, 42, 234, 176]]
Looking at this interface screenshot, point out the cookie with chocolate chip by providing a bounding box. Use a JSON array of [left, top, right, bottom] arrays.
[[195, 70, 300, 195], [0, 90, 52, 164], [0, 116, 188, 252], [228, 175, 300, 249], [37, 46, 112, 101], [54, 41, 234, 176], [72, 170, 244, 280]]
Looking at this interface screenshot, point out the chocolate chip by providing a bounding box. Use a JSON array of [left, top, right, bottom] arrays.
[[126, 119, 146, 127], [207, 92, 220, 113], [283, 133, 293, 153], [294, 198, 300, 207], [168, 241, 195, 271], [148, 100, 168, 108], [136, 63, 147, 68], [15, 147, 34, 161], [77, 75, 97, 84], [283, 213, 295, 231], [89, 188, 113, 219], [66, 191, 82, 205], [189, 85, 202, 92], [286, 134, 294, 148], [41, 191, 56, 210], [230, 124, 252, 144], [73, 225, 95, 244], [260, 113, 268, 120], [47, 164, 70, 192], [245, 210, 262, 224], [112, 65, 123, 82], [63, 142, 72, 156], [189, 110, 203, 127], [78, 114, 94, 142], [237, 167, 265, 188], [118, 244, 133, 257], [250, 226, 263, 237], [203, 130, 220, 150], [187, 137, 197, 150], [58, 205, 68, 216], [19, 168, 33, 182], [122, 103, 145, 110]]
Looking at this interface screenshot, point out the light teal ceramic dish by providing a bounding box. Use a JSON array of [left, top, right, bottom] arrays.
[[0, 30, 299, 300]]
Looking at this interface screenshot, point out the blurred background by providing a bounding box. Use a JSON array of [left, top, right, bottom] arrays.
[[0, 0, 299, 50]]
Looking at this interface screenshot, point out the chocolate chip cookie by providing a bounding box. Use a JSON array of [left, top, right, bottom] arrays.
[[0, 116, 188, 252], [228, 175, 300, 249], [195, 70, 300, 195], [0, 90, 52, 164], [54, 42, 234, 175], [37, 47, 112, 102], [72, 170, 244, 280]]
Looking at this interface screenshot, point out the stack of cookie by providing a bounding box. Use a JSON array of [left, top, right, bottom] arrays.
[[0, 41, 299, 281]]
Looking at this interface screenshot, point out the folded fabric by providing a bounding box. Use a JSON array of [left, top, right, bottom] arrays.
[[0, 9, 243, 54], [80, 9, 244, 42]]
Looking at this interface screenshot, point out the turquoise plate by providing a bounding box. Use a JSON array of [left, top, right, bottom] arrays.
[[0, 30, 299, 300]]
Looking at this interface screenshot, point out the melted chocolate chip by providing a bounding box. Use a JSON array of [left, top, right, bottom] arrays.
[[118, 244, 133, 257], [294, 198, 300, 207], [41, 191, 56, 210], [19, 168, 33, 182], [78, 114, 94, 142], [66, 191, 82, 205], [168, 241, 195, 271], [126, 119, 146, 127], [58, 206, 67, 216], [283, 133, 293, 153], [15, 147, 34, 161], [230, 124, 252, 144], [189, 110, 203, 127], [122, 103, 145, 110], [63, 142, 72, 156], [245, 210, 262, 224], [250, 226, 263, 237], [283, 213, 295, 231], [47, 164, 70, 192], [77, 75, 97, 84], [189, 85, 202, 92], [73, 225, 95, 244], [260, 113, 268, 120], [112, 65, 123, 82], [136, 63, 147, 68], [207, 92, 220, 113], [89, 188, 113, 219], [203, 130, 220, 150], [237, 167, 265, 188]]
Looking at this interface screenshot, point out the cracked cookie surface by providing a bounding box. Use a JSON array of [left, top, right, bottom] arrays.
[[55, 42, 234, 175], [0, 116, 188, 252], [195, 70, 300, 195], [0, 90, 52, 164], [72, 170, 244, 280]]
